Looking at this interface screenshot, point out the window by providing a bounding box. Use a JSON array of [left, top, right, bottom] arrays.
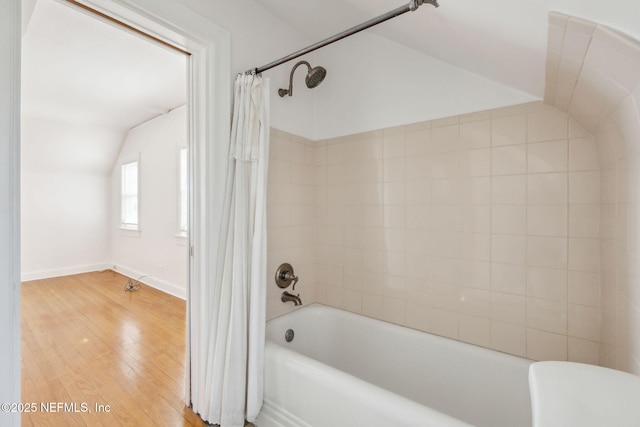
[[121, 160, 139, 230], [179, 147, 188, 234]]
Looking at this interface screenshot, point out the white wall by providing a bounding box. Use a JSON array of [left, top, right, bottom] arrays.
[[21, 170, 110, 279], [109, 106, 188, 299], [170, 0, 535, 143], [313, 32, 538, 140], [177, 0, 318, 139], [20, 115, 114, 280]]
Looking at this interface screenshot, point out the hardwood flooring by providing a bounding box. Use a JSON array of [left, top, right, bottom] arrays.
[[21, 270, 208, 427]]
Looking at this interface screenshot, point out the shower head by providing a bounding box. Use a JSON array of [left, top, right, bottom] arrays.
[[305, 65, 326, 88], [278, 61, 327, 97]]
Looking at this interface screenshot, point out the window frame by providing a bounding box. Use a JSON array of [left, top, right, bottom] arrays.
[[120, 157, 140, 231], [178, 146, 188, 237]]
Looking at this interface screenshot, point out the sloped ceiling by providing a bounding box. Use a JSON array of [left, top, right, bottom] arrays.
[[20, 0, 640, 171], [21, 0, 186, 174], [255, 0, 640, 99]]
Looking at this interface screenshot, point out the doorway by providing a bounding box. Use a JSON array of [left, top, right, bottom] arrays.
[[21, 0, 191, 423], [2, 0, 232, 425], [21, 0, 188, 289]]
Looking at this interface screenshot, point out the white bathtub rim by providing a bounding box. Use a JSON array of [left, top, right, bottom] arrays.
[[260, 339, 475, 427], [268, 302, 533, 364]]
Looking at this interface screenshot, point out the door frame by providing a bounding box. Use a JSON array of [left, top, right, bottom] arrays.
[[2, 1, 231, 424]]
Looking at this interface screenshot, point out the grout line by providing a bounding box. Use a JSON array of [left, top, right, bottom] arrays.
[[565, 115, 571, 361], [524, 110, 529, 360], [488, 113, 494, 349]]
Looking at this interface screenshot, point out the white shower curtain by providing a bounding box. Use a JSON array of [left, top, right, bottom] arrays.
[[190, 73, 270, 426]]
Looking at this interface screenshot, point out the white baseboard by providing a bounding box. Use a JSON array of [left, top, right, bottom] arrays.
[[111, 263, 186, 300], [21, 262, 186, 301], [21, 263, 111, 282]]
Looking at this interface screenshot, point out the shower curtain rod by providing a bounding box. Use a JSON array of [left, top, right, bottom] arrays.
[[249, 0, 439, 74]]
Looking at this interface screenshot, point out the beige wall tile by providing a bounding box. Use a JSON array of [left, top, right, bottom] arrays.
[[460, 120, 491, 149], [528, 173, 568, 204], [382, 297, 406, 325], [459, 314, 491, 347], [405, 205, 430, 231], [431, 124, 459, 153], [569, 137, 600, 171], [569, 304, 601, 341], [568, 237, 600, 272], [526, 329, 568, 361], [527, 108, 569, 143], [527, 297, 568, 334], [459, 233, 491, 262], [568, 204, 600, 238], [492, 175, 527, 204], [568, 337, 600, 364], [343, 290, 363, 314], [527, 204, 568, 236], [492, 145, 527, 175], [492, 234, 527, 264], [569, 171, 601, 204], [430, 308, 458, 340], [568, 270, 600, 307], [527, 236, 568, 269], [492, 205, 526, 235], [362, 293, 383, 318], [461, 148, 491, 177], [405, 128, 430, 156], [384, 157, 406, 182], [459, 259, 491, 288], [536, 16, 640, 369], [308, 96, 608, 362], [405, 179, 430, 205], [492, 114, 527, 146], [491, 292, 526, 325], [527, 267, 568, 301], [382, 134, 404, 161], [404, 252, 430, 280], [383, 182, 405, 205], [491, 262, 526, 295], [405, 303, 430, 332], [491, 321, 526, 357], [528, 140, 568, 173]]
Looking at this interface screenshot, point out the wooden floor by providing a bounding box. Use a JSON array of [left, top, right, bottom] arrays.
[[21, 271, 208, 427]]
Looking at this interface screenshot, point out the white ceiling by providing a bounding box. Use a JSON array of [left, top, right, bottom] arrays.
[[21, 0, 187, 156], [20, 0, 640, 174], [254, 0, 640, 99]]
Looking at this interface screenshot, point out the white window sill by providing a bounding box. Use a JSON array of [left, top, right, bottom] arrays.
[[119, 226, 141, 237], [175, 232, 188, 246]]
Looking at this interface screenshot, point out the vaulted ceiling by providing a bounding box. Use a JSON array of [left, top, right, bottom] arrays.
[[20, 0, 640, 175], [22, 0, 186, 131], [21, 0, 186, 174], [255, 0, 640, 99]]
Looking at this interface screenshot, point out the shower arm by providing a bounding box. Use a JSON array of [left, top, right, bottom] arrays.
[[247, 0, 439, 75], [278, 61, 311, 97]]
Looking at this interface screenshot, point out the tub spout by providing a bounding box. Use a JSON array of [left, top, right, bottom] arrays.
[[281, 291, 302, 306]]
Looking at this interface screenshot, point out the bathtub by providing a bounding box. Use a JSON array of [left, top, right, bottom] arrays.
[[255, 304, 533, 427]]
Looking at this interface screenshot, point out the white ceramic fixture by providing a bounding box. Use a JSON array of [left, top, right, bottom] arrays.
[[529, 361, 640, 427]]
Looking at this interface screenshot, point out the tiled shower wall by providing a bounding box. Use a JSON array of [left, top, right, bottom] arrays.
[[266, 130, 317, 320], [266, 11, 640, 371], [546, 12, 640, 373], [313, 101, 602, 362]]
